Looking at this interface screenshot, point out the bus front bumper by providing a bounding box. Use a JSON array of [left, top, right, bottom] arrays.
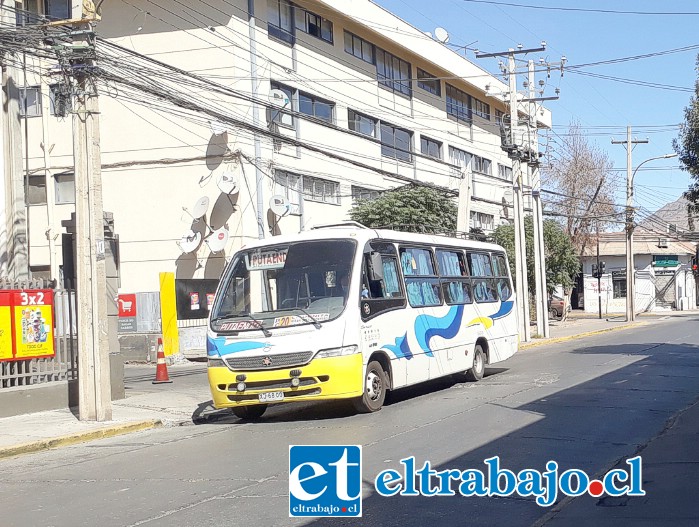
[[208, 353, 364, 408]]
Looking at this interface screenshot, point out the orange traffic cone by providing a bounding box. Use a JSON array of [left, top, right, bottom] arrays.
[[152, 338, 173, 384]]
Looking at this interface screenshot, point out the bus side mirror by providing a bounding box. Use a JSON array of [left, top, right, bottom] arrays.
[[369, 252, 384, 282]]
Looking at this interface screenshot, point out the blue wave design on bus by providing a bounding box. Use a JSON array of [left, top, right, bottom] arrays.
[[384, 333, 414, 360], [207, 338, 268, 357], [489, 300, 514, 320], [415, 305, 464, 355]]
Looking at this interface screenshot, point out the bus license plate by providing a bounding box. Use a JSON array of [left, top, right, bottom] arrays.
[[259, 391, 284, 403]]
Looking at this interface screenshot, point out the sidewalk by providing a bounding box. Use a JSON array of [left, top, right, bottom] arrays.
[[0, 315, 663, 460], [521, 314, 644, 349]]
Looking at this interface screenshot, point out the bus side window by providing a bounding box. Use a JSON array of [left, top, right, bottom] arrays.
[[363, 255, 404, 299]]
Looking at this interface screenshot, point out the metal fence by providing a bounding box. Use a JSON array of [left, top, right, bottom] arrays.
[[0, 281, 78, 389]]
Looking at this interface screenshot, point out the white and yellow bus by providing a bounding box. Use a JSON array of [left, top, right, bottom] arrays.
[[207, 223, 518, 419]]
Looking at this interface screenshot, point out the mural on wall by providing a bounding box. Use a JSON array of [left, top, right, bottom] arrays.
[[175, 132, 242, 281]]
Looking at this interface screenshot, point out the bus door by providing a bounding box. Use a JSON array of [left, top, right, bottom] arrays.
[[359, 242, 408, 388]]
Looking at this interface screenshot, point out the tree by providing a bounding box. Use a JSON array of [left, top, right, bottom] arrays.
[[492, 216, 580, 295], [541, 120, 617, 255], [674, 56, 699, 215], [349, 185, 457, 232]]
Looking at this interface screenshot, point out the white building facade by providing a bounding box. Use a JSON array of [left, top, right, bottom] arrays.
[[6, 0, 551, 297], [580, 235, 697, 314]]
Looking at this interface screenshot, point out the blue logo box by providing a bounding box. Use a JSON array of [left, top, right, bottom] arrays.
[[289, 445, 362, 517]]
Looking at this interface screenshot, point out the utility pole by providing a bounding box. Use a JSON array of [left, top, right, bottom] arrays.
[[477, 43, 546, 342], [456, 167, 472, 235], [526, 60, 550, 338], [612, 127, 647, 322], [64, 20, 112, 421], [596, 222, 602, 319], [247, 0, 266, 240]]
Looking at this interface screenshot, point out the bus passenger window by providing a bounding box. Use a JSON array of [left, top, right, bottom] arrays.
[[473, 279, 498, 303]]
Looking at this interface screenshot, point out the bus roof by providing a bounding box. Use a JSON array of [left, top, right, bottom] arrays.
[[238, 225, 506, 253]]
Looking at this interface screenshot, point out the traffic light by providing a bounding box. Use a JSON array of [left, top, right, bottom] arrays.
[[592, 264, 598, 278], [692, 257, 699, 276], [600, 261, 606, 275]]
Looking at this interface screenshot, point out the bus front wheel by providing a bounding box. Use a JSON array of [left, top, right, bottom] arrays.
[[354, 360, 387, 413], [231, 404, 268, 420], [464, 344, 485, 382]]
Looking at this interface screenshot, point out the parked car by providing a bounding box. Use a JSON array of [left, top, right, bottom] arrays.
[[548, 294, 570, 319]]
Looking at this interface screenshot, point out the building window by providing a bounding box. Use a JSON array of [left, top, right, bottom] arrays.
[[299, 91, 334, 123], [348, 109, 377, 137], [19, 86, 41, 117], [497, 163, 512, 181], [470, 211, 494, 231], [446, 84, 470, 123], [267, 0, 294, 45], [303, 175, 340, 204], [613, 278, 626, 299], [45, 0, 70, 20], [344, 31, 374, 64], [49, 83, 71, 117], [15, 0, 41, 25], [55, 172, 75, 205], [26, 174, 46, 205], [449, 146, 472, 177], [420, 136, 442, 159], [274, 170, 301, 208], [376, 49, 411, 96], [473, 155, 492, 176], [417, 68, 440, 96], [472, 97, 490, 120], [270, 82, 335, 127], [295, 8, 332, 42], [495, 109, 505, 124], [380, 123, 412, 162], [352, 185, 380, 202], [275, 170, 339, 205]]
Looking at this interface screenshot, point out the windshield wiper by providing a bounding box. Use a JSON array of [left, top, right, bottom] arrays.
[[295, 307, 322, 329], [211, 313, 272, 337]]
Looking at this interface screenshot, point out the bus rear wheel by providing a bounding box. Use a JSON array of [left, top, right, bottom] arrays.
[[464, 344, 486, 382], [231, 404, 268, 420], [354, 360, 387, 413]]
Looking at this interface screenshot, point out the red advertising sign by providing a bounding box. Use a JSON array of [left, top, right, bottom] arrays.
[[118, 294, 137, 318]]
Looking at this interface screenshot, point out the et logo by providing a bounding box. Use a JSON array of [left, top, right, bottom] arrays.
[[289, 445, 362, 517]]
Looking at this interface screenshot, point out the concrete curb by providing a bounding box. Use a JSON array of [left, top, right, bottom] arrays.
[[0, 419, 162, 460], [521, 321, 648, 350]]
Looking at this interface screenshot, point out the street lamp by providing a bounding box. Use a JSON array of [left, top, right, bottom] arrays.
[[626, 152, 678, 321]]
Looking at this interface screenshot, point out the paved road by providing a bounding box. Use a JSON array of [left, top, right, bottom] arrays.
[[2, 316, 699, 527]]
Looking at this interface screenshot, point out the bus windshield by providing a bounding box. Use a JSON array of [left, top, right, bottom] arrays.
[[211, 239, 356, 332]]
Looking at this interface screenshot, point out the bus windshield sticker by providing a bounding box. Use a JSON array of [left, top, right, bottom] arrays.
[[219, 320, 263, 331], [246, 248, 289, 270], [273, 313, 330, 327]]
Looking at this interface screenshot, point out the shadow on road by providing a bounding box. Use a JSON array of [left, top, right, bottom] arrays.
[[294, 341, 699, 527]]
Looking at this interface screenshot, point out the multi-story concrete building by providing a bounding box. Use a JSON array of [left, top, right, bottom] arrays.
[[6, 0, 551, 290], [2, 0, 551, 355]]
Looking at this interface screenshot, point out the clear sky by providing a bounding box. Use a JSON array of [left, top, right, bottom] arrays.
[[374, 0, 698, 217]]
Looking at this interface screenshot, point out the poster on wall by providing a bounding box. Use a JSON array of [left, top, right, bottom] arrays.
[[175, 279, 220, 321], [0, 292, 12, 361], [12, 290, 55, 360]]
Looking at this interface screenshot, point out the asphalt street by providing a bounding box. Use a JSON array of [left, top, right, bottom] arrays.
[[1, 315, 698, 527]]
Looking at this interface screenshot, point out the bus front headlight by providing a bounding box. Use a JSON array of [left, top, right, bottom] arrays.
[[316, 345, 359, 359], [208, 357, 226, 368]]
